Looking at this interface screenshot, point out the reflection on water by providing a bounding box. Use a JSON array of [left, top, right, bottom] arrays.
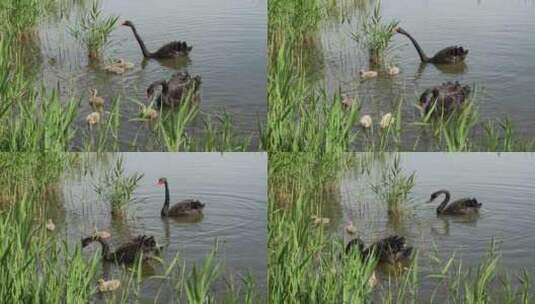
[[338, 153, 535, 299], [48, 153, 267, 301], [318, 0, 535, 147], [33, 0, 266, 149]]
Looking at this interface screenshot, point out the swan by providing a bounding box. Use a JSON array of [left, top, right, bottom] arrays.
[[345, 235, 413, 265], [426, 190, 482, 215], [89, 89, 104, 111], [97, 279, 121, 292], [121, 20, 192, 59], [395, 27, 468, 64], [157, 177, 205, 217], [147, 72, 201, 108], [419, 81, 471, 115], [81, 234, 158, 264]]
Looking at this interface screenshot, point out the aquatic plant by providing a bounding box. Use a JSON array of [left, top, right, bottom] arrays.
[[93, 156, 144, 216], [350, 0, 399, 65], [370, 155, 415, 213], [68, 0, 118, 60]]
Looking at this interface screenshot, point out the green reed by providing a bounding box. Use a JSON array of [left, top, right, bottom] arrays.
[[93, 156, 143, 217], [370, 155, 415, 212], [350, 0, 399, 66], [68, 0, 118, 60]]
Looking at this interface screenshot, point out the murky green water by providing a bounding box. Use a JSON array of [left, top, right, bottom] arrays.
[[336, 153, 535, 299], [35, 0, 266, 150], [318, 0, 535, 148], [48, 153, 267, 301]]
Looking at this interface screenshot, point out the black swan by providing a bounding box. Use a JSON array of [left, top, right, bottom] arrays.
[[419, 81, 471, 115], [345, 235, 413, 264], [121, 20, 192, 59], [426, 190, 482, 215], [395, 27, 468, 64], [147, 72, 201, 108], [81, 234, 158, 264], [157, 177, 205, 217]]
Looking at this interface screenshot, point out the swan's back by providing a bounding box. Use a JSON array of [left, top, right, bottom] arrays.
[[432, 46, 468, 64], [168, 199, 205, 216], [442, 198, 481, 215], [365, 235, 412, 264], [154, 41, 192, 58]]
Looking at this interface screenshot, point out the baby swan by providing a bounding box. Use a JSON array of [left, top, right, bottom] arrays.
[[359, 70, 378, 79], [86, 112, 101, 126], [104, 59, 134, 75], [97, 279, 121, 292], [89, 89, 104, 111], [387, 66, 400, 76], [345, 221, 357, 234], [46, 219, 55, 231]]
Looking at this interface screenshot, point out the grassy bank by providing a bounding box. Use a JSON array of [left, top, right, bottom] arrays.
[[268, 152, 535, 303]]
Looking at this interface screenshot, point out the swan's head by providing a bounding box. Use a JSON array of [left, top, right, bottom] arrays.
[[121, 20, 133, 27], [156, 177, 167, 185], [392, 26, 405, 34]]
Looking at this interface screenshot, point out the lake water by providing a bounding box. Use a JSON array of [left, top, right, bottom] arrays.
[[35, 0, 266, 150], [318, 0, 535, 149], [338, 153, 535, 300], [49, 153, 267, 302]]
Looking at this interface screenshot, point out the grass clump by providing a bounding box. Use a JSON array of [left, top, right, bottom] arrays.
[[370, 155, 415, 213], [68, 0, 118, 60], [351, 0, 399, 65], [93, 156, 143, 217]]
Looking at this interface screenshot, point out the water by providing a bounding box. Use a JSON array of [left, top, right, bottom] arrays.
[[50, 153, 267, 301], [319, 0, 535, 148], [338, 153, 535, 299], [36, 0, 266, 150]]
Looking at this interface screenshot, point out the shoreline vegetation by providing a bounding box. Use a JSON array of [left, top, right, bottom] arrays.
[[268, 152, 535, 303], [0, 152, 260, 303], [266, 0, 535, 152], [0, 0, 260, 152]]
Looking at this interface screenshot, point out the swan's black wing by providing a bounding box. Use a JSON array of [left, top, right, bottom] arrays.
[[168, 199, 205, 215], [367, 235, 412, 264], [154, 41, 192, 58], [432, 46, 469, 64], [444, 198, 482, 214]]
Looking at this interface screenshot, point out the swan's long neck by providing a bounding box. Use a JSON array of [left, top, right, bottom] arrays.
[[435, 190, 451, 214], [127, 24, 152, 58], [398, 28, 430, 62], [89, 237, 112, 260], [161, 181, 170, 216]]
